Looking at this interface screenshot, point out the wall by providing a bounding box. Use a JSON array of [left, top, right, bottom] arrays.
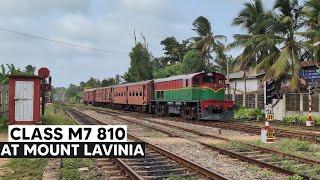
[[229, 79, 259, 93], [227, 92, 320, 120]]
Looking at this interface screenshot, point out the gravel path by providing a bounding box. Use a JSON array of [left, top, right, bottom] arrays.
[[78, 108, 289, 180]]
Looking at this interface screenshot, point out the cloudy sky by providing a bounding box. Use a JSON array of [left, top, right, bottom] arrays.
[[0, 0, 287, 87]]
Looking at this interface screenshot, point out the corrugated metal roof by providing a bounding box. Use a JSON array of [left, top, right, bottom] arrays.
[[154, 72, 206, 83]]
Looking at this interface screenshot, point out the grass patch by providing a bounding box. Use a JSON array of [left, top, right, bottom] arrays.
[[61, 158, 100, 180], [216, 141, 252, 152], [1, 104, 76, 180], [2, 158, 47, 180], [42, 104, 76, 125], [251, 138, 320, 161]]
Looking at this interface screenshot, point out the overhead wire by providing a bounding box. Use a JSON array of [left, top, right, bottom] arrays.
[[0, 27, 128, 55]]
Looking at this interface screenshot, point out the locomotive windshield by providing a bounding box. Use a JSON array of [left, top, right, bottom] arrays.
[[202, 75, 215, 83]]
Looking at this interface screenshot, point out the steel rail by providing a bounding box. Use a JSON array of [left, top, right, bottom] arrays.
[[65, 108, 229, 180], [85, 107, 317, 179]]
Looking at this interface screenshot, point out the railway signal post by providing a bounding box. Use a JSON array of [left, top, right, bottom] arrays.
[[261, 81, 275, 143], [306, 85, 315, 126]]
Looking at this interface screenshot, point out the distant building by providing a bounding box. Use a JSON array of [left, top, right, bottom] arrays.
[[227, 70, 266, 94]]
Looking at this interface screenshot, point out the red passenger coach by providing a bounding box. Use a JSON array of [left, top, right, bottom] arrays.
[[94, 87, 113, 106], [95, 88, 106, 103], [127, 80, 153, 111], [113, 85, 127, 105], [83, 88, 95, 105]]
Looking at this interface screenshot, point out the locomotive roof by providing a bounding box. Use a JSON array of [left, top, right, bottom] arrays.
[[154, 72, 206, 83]]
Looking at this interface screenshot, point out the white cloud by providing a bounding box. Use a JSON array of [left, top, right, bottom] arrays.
[[0, 0, 89, 17]]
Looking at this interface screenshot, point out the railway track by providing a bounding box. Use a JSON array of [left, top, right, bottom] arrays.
[[88, 106, 320, 143], [65, 108, 229, 180], [80, 107, 320, 179], [77, 105, 320, 143], [195, 120, 320, 142]]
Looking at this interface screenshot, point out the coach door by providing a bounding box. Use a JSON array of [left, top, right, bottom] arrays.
[[143, 86, 146, 101], [15, 81, 34, 121]]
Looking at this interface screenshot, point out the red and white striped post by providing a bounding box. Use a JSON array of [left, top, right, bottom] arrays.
[[306, 86, 315, 126]]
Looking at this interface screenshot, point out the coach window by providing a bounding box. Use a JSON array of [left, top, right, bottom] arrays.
[[140, 92, 142, 96], [0, 92, 2, 108], [136, 92, 138, 96], [185, 79, 188, 87]]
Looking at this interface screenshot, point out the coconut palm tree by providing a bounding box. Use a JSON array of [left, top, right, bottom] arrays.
[[299, 0, 320, 62], [190, 16, 226, 65], [230, 0, 271, 105], [252, 0, 305, 91]]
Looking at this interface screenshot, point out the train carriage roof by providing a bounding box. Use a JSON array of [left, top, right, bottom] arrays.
[[154, 72, 206, 83], [109, 80, 153, 88]]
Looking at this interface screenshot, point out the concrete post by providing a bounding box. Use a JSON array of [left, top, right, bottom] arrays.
[[318, 93, 320, 115], [300, 93, 303, 114], [255, 93, 258, 109], [243, 93, 246, 107], [282, 94, 286, 118]]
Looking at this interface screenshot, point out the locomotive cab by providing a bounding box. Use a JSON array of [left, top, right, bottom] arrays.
[[192, 72, 234, 120]]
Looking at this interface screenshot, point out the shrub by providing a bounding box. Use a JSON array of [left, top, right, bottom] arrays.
[[283, 114, 320, 126], [233, 108, 264, 121]]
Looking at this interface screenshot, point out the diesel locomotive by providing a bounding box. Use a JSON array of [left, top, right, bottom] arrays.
[[83, 72, 234, 120]]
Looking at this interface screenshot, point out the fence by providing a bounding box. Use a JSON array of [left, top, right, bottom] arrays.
[[0, 84, 9, 115], [226, 93, 320, 120], [226, 93, 264, 109]]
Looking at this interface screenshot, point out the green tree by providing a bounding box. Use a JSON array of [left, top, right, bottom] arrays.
[[125, 43, 153, 82], [153, 64, 182, 79], [24, 65, 36, 75], [253, 0, 305, 90], [101, 77, 116, 87], [190, 16, 226, 65], [160, 37, 187, 64], [0, 65, 9, 85], [181, 50, 207, 74], [84, 77, 101, 88], [66, 84, 81, 102], [300, 0, 320, 62]]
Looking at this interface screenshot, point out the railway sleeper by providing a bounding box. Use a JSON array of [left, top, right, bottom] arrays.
[[122, 157, 168, 162], [134, 167, 187, 174], [142, 172, 199, 180], [128, 164, 179, 171], [124, 161, 172, 167], [133, 168, 193, 177]]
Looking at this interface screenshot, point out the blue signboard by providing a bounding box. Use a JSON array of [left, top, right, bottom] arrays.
[[299, 68, 320, 85]]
